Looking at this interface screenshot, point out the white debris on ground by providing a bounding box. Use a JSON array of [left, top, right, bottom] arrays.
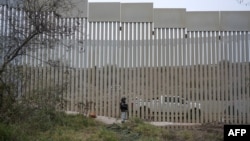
[[95, 116, 201, 126], [64, 111, 201, 126], [95, 116, 121, 124]]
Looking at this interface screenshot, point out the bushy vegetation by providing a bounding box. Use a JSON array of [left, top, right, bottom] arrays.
[[0, 81, 223, 141], [88, 117, 223, 141], [0, 108, 224, 141]]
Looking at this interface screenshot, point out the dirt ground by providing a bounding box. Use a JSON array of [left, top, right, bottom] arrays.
[[95, 116, 224, 141], [95, 116, 201, 126]]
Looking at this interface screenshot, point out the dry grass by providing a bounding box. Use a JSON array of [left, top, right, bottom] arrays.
[[1, 115, 224, 141]]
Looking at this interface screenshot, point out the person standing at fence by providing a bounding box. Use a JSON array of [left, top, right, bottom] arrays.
[[120, 97, 128, 123]]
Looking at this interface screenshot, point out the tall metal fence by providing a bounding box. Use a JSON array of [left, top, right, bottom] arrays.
[[1, 1, 250, 124]]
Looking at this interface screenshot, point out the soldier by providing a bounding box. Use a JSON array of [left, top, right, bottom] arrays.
[[120, 97, 128, 123]]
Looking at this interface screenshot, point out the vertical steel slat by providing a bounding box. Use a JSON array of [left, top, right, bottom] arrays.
[[234, 31, 242, 124], [111, 22, 116, 118], [207, 31, 212, 123], [232, 31, 237, 123], [227, 31, 231, 123], [71, 18, 75, 111], [241, 31, 246, 124], [218, 31, 223, 123], [245, 32, 250, 124], [153, 28, 157, 121], [61, 18, 68, 111], [145, 23, 150, 120], [90, 22, 96, 114], [87, 22, 92, 114], [98, 22, 104, 116], [137, 23, 142, 119], [51, 13, 56, 112], [228, 31, 234, 123], [169, 29, 174, 122], [186, 31, 190, 123], [69, 18, 73, 111], [202, 32, 206, 122], [103, 22, 107, 117], [48, 12, 53, 110], [92, 22, 96, 115], [120, 22, 124, 117], [109, 22, 115, 117], [178, 28, 183, 123], [141, 24, 146, 119], [237, 31, 242, 124], [128, 22, 133, 118], [106, 22, 111, 117], [214, 31, 219, 122], [61, 18, 66, 111], [132, 23, 137, 117], [139, 23, 143, 120], [245, 32, 249, 124], [70, 18, 75, 111], [224, 32, 230, 123], [83, 18, 87, 115], [51, 14, 56, 106], [186, 32, 192, 122], [165, 29, 170, 122], [157, 28, 162, 121], [103, 22, 108, 116], [113, 22, 119, 118], [208, 31, 212, 123], [199, 31, 203, 123], [162, 28, 166, 122], [194, 31, 199, 123], [74, 18, 79, 112], [79, 18, 83, 114], [183, 29, 187, 123], [211, 32, 216, 122], [21, 8, 26, 97], [27, 9, 32, 97], [173, 28, 178, 123], [124, 22, 128, 118], [117, 22, 121, 118], [141, 24, 145, 120], [222, 31, 227, 123], [149, 26, 153, 120], [155, 28, 159, 121], [64, 18, 70, 111], [99, 22, 104, 116], [201, 31, 206, 123], [217, 31, 221, 122], [95, 22, 100, 116], [191, 31, 195, 123], [149, 24, 153, 120], [141, 23, 145, 120], [109, 22, 113, 117], [59, 17, 65, 111], [171, 28, 175, 122]]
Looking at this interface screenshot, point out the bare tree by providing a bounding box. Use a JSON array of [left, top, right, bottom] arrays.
[[236, 0, 250, 6], [0, 0, 85, 110], [0, 0, 84, 76]]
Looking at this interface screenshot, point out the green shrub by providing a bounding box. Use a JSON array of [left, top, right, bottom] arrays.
[[0, 123, 12, 141], [60, 114, 97, 130], [87, 128, 119, 141], [177, 129, 194, 141], [0, 123, 29, 141], [123, 117, 161, 138], [134, 123, 161, 137]]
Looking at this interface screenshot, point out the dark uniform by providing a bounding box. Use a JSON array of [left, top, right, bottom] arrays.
[[120, 97, 128, 123]]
